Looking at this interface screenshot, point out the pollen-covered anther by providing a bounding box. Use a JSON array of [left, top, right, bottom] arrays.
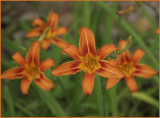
[[120, 62, 135, 77], [80, 54, 100, 73], [23, 63, 40, 79]]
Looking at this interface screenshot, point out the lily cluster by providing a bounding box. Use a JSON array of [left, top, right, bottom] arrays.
[[1, 11, 158, 95]]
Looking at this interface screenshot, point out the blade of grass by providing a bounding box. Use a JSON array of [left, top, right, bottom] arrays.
[[14, 102, 35, 117], [132, 92, 159, 108], [36, 87, 67, 117], [94, 75, 103, 116], [82, 1, 90, 28], [108, 86, 119, 116], [1, 34, 24, 54], [4, 85, 15, 116], [103, 3, 118, 44], [70, 72, 85, 116], [73, 1, 79, 40], [91, 5, 101, 33]]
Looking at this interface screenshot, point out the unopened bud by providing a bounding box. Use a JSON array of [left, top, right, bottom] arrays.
[[117, 36, 132, 55]]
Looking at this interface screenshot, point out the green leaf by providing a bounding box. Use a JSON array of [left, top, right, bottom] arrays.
[[82, 1, 90, 28], [93, 75, 103, 116], [4, 86, 15, 116], [132, 92, 159, 108], [36, 87, 67, 117]]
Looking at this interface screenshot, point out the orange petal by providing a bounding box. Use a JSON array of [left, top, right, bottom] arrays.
[[40, 59, 55, 71], [119, 40, 126, 49], [97, 44, 117, 59], [131, 49, 145, 64], [107, 59, 119, 67], [32, 18, 45, 27], [117, 50, 130, 63], [156, 28, 159, 34], [133, 64, 158, 78], [52, 61, 81, 76], [21, 78, 32, 95], [50, 38, 70, 49], [82, 72, 95, 95], [125, 75, 138, 93], [26, 27, 43, 38], [63, 45, 81, 60], [106, 78, 121, 90], [26, 41, 40, 66], [52, 27, 67, 37], [96, 60, 124, 79], [35, 73, 54, 91], [47, 12, 59, 31], [12, 52, 26, 66], [79, 27, 96, 56], [41, 39, 51, 50], [1, 67, 24, 79]]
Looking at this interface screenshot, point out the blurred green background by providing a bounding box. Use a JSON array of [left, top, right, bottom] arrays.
[[1, 1, 159, 117]]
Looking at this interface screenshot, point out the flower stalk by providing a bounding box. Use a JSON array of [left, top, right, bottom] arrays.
[[38, 27, 50, 43]]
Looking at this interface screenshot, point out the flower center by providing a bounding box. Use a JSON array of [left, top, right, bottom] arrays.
[[120, 62, 135, 77], [46, 28, 54, 39], [80, 54, 100, 73], [23, 63, 40, 80]]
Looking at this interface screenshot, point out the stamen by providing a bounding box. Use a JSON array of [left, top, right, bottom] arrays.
[[80, 54, 100, 73]]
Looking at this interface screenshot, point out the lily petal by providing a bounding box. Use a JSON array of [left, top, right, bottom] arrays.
[[125, 75, 138, 93], [118, 50, 130, 63], [79, 27, 96, 56], [12, 52, 26, 66], [50, 38, 70, 49], [107, 59, 119, 67], [52, 61, 81, 76], [131, 49, 145, 64], [63, 45, 81, 60], [41, 39, 51, 50], [35, 73, 54, 91], [1, 67, 24, 79], [26, 27, 43, 38], [47, 12, 59, 31], [52, 27, 67, 37], [82, 72, 95, 95], [26, 41, 40, 66], [133, 64, 158, 78], [32, 18, 45, 27], [97, 44, 117, 59], [118, 40, 130, 63], [106, 78, 121, 90], [96, 60, 124, 79], [119, 40, 126, 49], [21, 78, 32, 95], [40, 59, 55, 71]]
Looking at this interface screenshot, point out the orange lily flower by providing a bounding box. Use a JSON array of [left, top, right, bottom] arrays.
[[1, 41, 55, 94], [26, 11, 69, 50], [52, 27, 124, 95], [106, 40, 158, 92]]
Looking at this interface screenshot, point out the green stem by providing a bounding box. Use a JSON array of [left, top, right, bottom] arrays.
[[100, 77, 106, 117]]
